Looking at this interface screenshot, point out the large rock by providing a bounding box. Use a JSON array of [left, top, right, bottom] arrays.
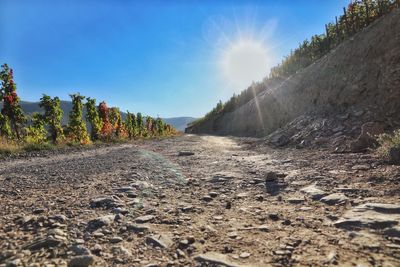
[[23, 236, 64, 251], [145, 234, 173, 249], [320, 193, 349, 205], [90, 196, 123, 209], [350, 122, 385, 152], [334, 203, 400, 230], [87, 215, 115, 231], [300, 184, 327, 200]]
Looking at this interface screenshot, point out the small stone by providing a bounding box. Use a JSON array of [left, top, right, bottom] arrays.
[[194, 252, 241, 267], [111, 245, 132, 257], [135, 215, 155, 223], [110, 236, 123, 243], [258, 225, 269, 232], [227, 232, 238, 238], [202, 196, 213, 202], [239, 252, 251, 259], [268, 213, 279, 221], [287, 198, 305, 204], [178, 151, 195, 156], [87, 215, 115, 231], [209, 192, 219, 198], [90, 196, 123, 209], [351, 164, 370, 171], [68, 255, 94, 267], [320, 193, 349, 205], [146, 234, 173, 249]]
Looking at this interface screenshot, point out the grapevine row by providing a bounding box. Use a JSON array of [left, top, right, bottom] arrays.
[[0, 64, 177, 146]]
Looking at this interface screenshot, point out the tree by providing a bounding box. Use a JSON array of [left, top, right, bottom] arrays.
[[39, 94, 65, 144], [25, 113, 47, 144], [155, 117, 164, 136], [0, 64, 26, 140], [125, 111, 137, 139], [68, 94, 90, 144], [0, 113, 12, 138], [136, 112, 144, 137], [146, 116, 154, 137], [98, 101, 113, 140], [85, 97, 102, 141]]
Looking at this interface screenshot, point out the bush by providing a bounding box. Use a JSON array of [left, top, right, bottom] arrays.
[[377, 130, 400, 158]]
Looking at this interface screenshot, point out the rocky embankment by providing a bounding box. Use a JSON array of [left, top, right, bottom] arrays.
[[1, 135, 400, 266], [186, 9, 400, 150]]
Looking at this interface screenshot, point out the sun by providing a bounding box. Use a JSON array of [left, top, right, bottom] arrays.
[[220, 39, 270, 90]]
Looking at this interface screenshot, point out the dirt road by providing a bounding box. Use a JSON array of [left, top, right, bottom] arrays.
[[1, 135, 399, 266]]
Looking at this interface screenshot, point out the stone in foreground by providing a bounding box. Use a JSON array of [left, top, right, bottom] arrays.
[[146, 234, 173, 249], [334, 203, 400, 230], [300, 184, 327, 200], [194, 252, 244, 267], [320, 193, 349, 205], [68, 255, 94, 267]]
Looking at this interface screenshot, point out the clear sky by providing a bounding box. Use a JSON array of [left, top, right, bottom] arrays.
[[1, 0, 349, 118]]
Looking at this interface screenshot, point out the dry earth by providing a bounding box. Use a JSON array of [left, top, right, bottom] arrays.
[[1, 134, 400, 266]]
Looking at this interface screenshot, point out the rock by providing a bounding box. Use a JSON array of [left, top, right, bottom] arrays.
[[334, 203, 400, 230], [258, 225, 269, 232], [320, 193, 349, 205], [135, 215, 155, 223], [70, 244, 91, 255], [202, 195, 213, 202], [111, 246, 132, 257], [236, 193, 248, 199], [268, 213, 279, 221], [146, 234, 173, 249], [351, 164, 370, 170], [110, 236, 123, 243], [208, 191, 219, 198], [389, 147, 400, 165], [87, 215, 115, 231], [383, 226, 400, 238], [239, 252, 251, 259], [178, 151, 195, 156], [68, 255, 94, 267], [126, 223, 150, 233], [115, 186, 134, 192], [194, 252, 242, 267], [90, 196, 123, 209], [287, 198, 305, 204], [300, 184, 327, 200], [350, 122, 385, 152], [23, 236, 63, 251]]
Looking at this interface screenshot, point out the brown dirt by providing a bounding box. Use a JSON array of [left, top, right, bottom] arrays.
[[1, 134, 400, 266]]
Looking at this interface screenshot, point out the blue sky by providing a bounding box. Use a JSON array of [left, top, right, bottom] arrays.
[[1, 0, 349, 118]]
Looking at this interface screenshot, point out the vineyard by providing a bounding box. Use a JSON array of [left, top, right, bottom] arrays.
[[0, 64, 177, 153], [190, 0, 400, 128]]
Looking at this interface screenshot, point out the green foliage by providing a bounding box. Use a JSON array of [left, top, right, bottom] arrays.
[[377, 129, 400, 157], [0, 113, 12, 138], [25, 113, 47, 144], [155, 117, 165, 136], [125, 111, 137, 139], [68, 93, 90, 144], [85, 97, 102, 141], [39, 94, 65, 144], [136, 112, 144, 137]]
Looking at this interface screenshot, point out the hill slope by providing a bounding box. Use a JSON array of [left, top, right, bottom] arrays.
[[187, 9, 400, 143]]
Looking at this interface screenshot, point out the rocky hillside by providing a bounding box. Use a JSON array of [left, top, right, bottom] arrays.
[[187, 9, 400, 147]]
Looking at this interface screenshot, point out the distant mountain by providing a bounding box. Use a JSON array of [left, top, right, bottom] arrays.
[[162, 117, 197, 131], [1, 101, 196, 131]]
